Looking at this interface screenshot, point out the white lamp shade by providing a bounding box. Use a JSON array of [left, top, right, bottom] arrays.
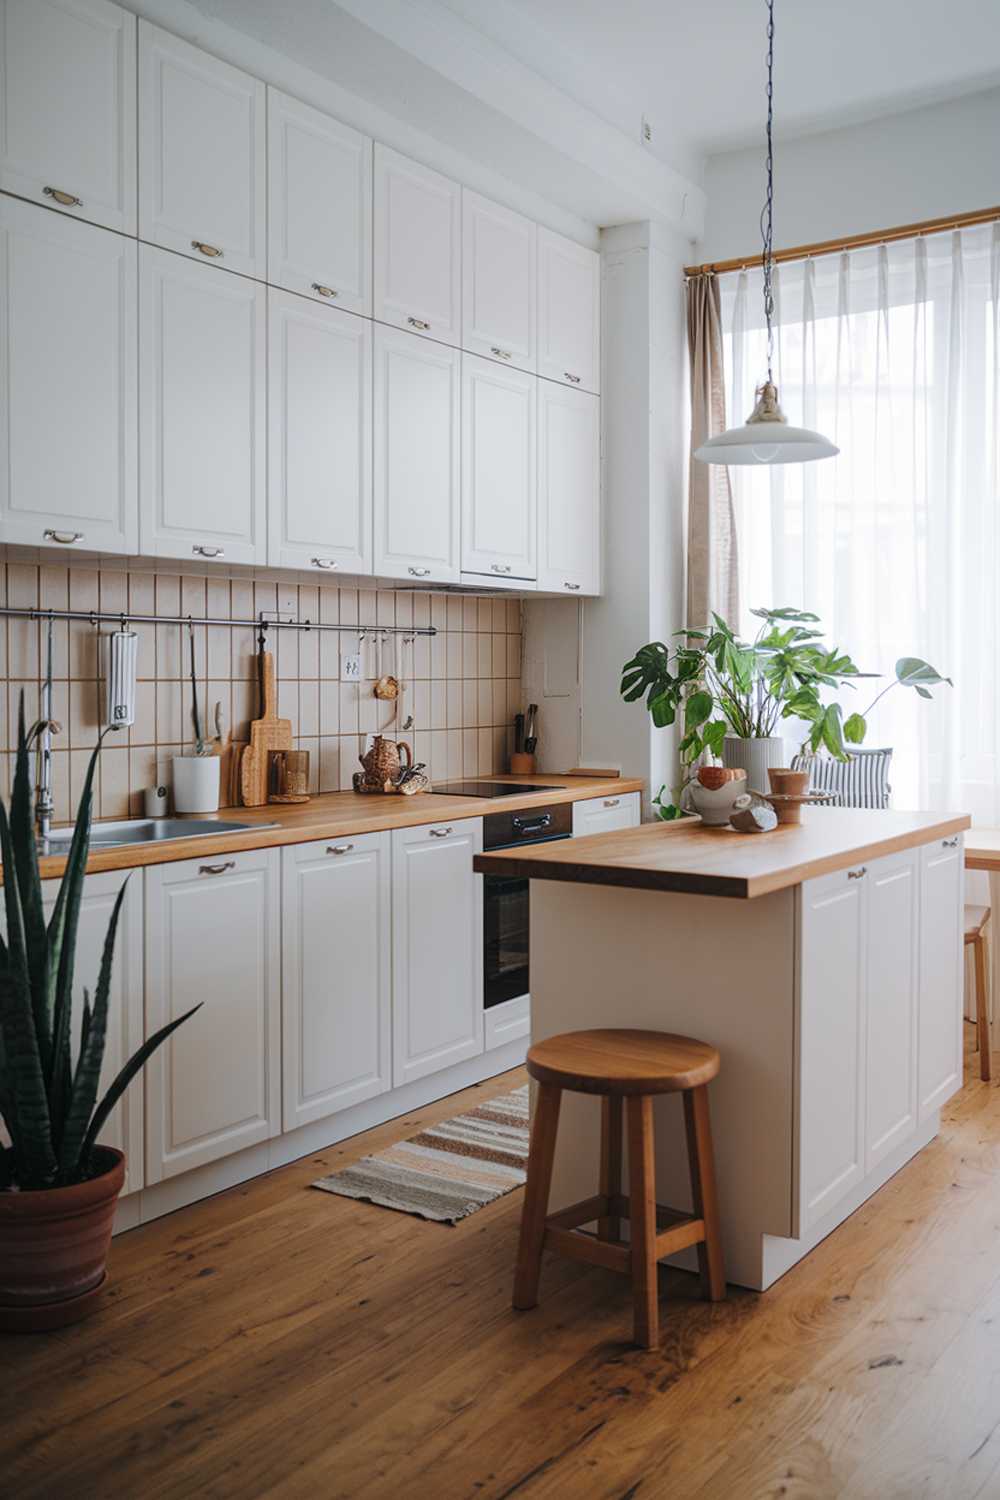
[[694, 422, 839, 466]]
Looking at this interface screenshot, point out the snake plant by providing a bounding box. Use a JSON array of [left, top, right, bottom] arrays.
[[0, 697, 200, 1191]]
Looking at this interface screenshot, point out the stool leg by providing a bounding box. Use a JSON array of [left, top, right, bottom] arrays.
[[513, 1083, 562, 1311], [599, 1095, 623, 1243], [626, 1094, 659, 1349], [975, 933, 992, 1082], [684, 1085, 726, 1302]]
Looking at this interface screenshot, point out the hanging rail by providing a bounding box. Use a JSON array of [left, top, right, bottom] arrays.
[[0, 606, 436, 636]]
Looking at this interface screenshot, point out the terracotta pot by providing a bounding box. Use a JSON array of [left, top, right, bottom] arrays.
[[0, 1147, 124, 1332], [767, 766, 809, 797]]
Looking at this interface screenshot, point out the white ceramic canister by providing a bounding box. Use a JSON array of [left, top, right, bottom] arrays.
[[172, 755, 220, 814]]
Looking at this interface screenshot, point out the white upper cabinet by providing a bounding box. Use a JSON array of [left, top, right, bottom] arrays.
[[537, 381, 601, 596], [373, 324, 460, 584], [139, 21, 266, 279], [0, 197, 137, 553], [538, 227, 600, 393], [462, 354, 536, 582], [139, 244, 266, 565], [462, 191, 536, 371], [267, 90, 372, 316], [374, 145, 461, 346], [267, 288, 372, 575], [0, 0, 136, 234]]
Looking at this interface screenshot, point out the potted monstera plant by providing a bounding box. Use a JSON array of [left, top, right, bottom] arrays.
[[0, 701, 200, 1331], [622, 607, 950, 816]]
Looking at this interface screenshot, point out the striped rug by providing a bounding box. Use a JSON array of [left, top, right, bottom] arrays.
[[311, 1084, 529, 1225]]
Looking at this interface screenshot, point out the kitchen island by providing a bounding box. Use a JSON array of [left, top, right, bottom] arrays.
[[475, 807, 971, 1290]]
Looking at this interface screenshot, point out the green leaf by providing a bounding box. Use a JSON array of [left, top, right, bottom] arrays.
[[684, 690, 713, 732], [896, 657, 952, 689], [702, 719, 729, 758], [843, 712, 867, 744], [820, 703, 848, 761], [9, 698, 52, 1083], [81, 1003, 204, 1167]]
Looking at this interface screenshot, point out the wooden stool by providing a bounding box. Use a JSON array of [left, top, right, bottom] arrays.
[[513, 1027, 725, 1349], [965, 905, 992, 1082]]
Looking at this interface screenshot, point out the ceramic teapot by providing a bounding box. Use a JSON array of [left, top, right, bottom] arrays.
[[359, 735, 412, 791]]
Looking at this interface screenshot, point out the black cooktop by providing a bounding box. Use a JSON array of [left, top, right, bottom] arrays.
[[434, 781, 562, 798]]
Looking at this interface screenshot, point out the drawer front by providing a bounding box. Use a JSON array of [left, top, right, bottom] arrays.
[[572, 791, 640, 837]]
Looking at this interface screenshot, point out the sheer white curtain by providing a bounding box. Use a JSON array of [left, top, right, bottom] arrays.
[[719, 224, 1000, 818]]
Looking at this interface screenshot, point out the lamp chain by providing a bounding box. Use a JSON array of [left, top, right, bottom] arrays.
[[760, 0, 775, 384]]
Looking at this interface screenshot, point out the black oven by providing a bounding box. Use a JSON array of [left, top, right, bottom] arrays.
[[482, 802, 572, 1009]]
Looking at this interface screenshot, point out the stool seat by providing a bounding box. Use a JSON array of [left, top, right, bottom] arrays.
[[527, 1027, 720, 1096]]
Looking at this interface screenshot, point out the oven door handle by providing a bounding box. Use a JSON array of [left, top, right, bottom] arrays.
[[511, 814, 553, 837]]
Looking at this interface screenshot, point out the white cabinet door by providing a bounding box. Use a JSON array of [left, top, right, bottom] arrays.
[[139, 244, 266, 564], [462, 191, 536, 371], [373, 325, 460, 584], [145, 850, 280, 1183], [139, 21, 265, 279], [282, 834, 391, 1130], [461, 355, 536, 582], [374, 145, 461, 346], [0, 197, 137, 553], [267, 288, 372, 575], [797, 866, 867, 1232], [537, 227, 600, 393], [537, 381, 601, 596], [571, 791, 641, 837], [33, 870, 144, 1194], [0, 0, 136, 234], [391, 818, 484, 1087], [865, 848, 919, 1170], [267, 89, 371, 316], [919, 835, 964, 1120]]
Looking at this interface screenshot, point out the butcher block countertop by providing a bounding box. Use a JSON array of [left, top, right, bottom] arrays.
[[473, 806, 971, 899], [24, 775, 644, 882]]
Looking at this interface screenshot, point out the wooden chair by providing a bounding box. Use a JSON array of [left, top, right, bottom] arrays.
[[513, 1027, 725, 1349], [965, 905, 992, 1082]]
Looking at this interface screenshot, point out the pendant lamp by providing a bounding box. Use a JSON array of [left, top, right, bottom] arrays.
[[694, 0, 838, 467]]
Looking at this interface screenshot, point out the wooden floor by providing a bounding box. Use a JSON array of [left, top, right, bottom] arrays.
[[4, 1037, 1000, 1499]]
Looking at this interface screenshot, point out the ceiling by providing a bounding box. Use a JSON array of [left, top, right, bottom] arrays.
[[444, 0, 1000, 161]]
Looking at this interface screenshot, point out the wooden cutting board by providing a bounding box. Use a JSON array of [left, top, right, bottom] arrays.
[[240, 652, 292, 807]]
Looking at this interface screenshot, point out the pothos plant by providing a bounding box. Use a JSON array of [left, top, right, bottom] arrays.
[[621, 607, 950, 819]]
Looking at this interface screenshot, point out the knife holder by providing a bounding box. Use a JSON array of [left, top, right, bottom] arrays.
[[510, 752, 536, 775]]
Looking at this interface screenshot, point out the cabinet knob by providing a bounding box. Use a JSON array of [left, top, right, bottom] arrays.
[[564, 581, 581, 591], [490, 346, 512, 360], [407, 316, 431, 331], [312, 557, 339, 570], [191, 240, 223, 258], [311, 283, 338, 298], [429, 826, 452, 838], [603, 798, 620, 808], [192, 545, 224, 558], [43, 529, 84, 545], [200, 861, 235, 875], [327, 843, 355, 855], [564, 372, 582, 384], [43, 186, 82, 207], [491, 564, 513, 574], [408, 566, 431, 578], [847, 866, 867, 880], [942, 835, 960, 848]]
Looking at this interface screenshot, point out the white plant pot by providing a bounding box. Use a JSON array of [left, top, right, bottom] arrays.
[[172, 755, 220, 814], [721, 736, 786, 795]]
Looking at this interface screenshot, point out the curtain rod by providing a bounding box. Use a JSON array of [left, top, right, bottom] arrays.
[[0, 606, 436, 637], [684, 203, 1000, 279]]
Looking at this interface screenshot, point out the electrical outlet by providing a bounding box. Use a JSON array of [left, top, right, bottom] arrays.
[[342, 652, 361, 683]]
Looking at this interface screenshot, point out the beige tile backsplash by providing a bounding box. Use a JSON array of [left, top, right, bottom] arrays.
[[0, 561, 522, 824]]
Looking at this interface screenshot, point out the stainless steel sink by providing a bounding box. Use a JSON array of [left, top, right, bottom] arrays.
[[39, 817, 277, 853]]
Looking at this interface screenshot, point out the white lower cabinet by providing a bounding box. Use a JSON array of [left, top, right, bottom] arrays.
[[281, 833, 391, 1130], [40, 869, 144, 1194], [571, 791, 641, 837], [391, 818, 484, 1087], [797, 837, 963, 1234], [144, 849, 280, 1183]]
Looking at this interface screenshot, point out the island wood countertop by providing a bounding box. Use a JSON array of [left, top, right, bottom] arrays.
[[20, 775, 643, 882], [473, 806, 971, 899]]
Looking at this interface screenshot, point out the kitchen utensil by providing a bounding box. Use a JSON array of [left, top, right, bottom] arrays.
[[514, 713, 525, 754], [269, 748, 310, 803], [373, 632, 400, 702], [104, 629, 138, 728], [357, 735, 413, 793], [240, 652, 293, 807], [524, 703, 538, 746]]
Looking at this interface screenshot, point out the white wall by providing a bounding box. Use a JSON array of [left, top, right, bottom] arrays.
[[700, 85, 1000, 264]]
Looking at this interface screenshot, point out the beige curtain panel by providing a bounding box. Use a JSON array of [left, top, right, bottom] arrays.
[[686, 273, 740, 629]]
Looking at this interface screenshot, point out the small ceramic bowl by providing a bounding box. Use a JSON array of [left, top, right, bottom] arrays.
[[767, 766, 810, 798]]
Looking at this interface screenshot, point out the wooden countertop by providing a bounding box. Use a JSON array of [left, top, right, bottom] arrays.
[[964, 830, 1000, 871], [473, 807, 971, 899], [25, 775, 644, 882]]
